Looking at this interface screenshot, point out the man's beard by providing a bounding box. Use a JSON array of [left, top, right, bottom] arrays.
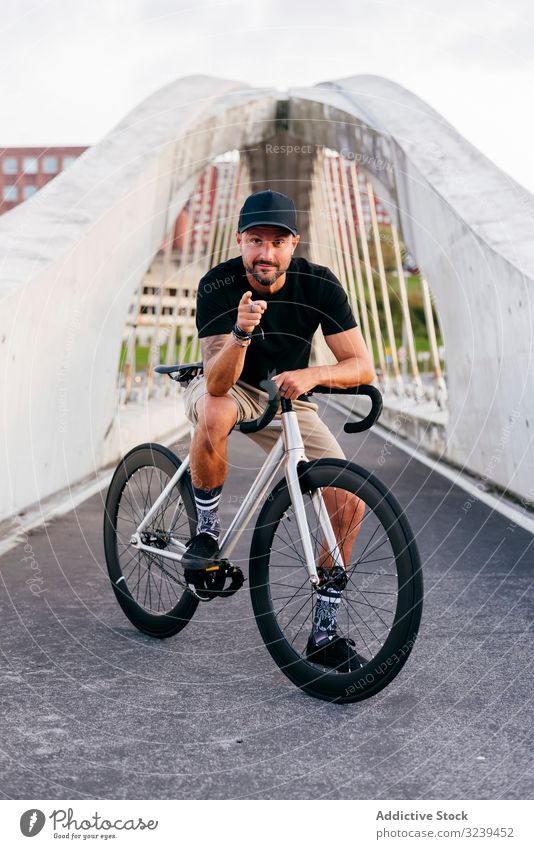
[[247, 261, 286, 286]]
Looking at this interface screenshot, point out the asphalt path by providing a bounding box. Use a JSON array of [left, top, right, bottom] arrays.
[[1, 400, 532, 800]]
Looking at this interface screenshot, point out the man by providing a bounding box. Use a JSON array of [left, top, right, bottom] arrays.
[[182, 189, 376, 669]]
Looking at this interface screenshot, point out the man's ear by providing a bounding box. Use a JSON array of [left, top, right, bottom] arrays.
[[236, 230, 242, 246]]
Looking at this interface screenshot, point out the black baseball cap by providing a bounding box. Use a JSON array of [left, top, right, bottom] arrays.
[[238, 190, 298, 235]]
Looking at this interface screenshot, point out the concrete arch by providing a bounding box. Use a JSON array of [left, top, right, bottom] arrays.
[[0, 74, 532, 520]]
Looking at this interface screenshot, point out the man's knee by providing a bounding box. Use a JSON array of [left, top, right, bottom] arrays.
[[196, 393, 238, 437]]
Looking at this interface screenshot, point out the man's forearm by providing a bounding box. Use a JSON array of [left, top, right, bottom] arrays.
[[205, 336, 247, 395], [307, 357, 376, 389]]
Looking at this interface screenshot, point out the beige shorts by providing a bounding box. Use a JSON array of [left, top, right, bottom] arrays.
[[182, 375, 345, 460]]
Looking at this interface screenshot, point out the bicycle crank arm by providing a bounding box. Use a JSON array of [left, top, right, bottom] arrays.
[[129, 533, 186, 561]]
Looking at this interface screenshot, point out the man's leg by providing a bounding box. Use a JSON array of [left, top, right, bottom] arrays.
[[190, 393, 238, 491], [318, 488, 365, 570], [182, 392, 238, 568], [290, 399, 364, 568], [293, 401, 365, 665], [182, 377, 267, 559], [189, 393, 238, 538]]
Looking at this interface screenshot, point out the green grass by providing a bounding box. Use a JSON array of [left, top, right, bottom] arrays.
[[359, 273, 444, 363], [120, 339, 198, 373]]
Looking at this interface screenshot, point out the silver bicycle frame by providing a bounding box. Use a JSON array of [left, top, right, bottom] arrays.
[[129, 410, 343, 584]]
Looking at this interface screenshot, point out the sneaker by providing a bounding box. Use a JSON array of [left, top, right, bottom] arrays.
[[306, 633, 366, 672], [181, 532, 220, 571]]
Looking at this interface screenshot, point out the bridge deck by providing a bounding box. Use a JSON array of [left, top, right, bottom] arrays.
[[0, 401, 532, 800]]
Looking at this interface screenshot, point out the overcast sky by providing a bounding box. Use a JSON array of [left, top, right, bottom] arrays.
[[2, 0, 534, 191]]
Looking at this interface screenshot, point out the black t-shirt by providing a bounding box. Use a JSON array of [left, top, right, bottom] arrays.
[[195, 255, 357, 389]]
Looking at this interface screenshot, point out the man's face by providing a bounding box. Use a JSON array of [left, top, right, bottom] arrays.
[[237, 225, 299, 287]]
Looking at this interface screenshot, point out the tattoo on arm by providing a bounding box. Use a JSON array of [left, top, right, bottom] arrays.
[[201, 334, 230, 370]]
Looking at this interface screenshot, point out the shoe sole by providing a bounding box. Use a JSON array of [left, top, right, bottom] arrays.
[[181, 555, 221, 571], [181, 551, 221, 571]]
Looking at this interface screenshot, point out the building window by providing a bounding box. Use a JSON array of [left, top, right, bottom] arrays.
[[23, 185, 38, 199], [3, 185, 18, 201], [43, 156, 58, 174], [23, 156, 38, 174], [62, 156, 77, 169], [2, 157, 17, 175]]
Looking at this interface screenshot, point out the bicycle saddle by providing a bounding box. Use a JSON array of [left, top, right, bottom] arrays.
[[154, 362, 203, 384]]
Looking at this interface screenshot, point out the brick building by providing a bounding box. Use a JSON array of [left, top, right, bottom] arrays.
[[0, 146, 88, 214]]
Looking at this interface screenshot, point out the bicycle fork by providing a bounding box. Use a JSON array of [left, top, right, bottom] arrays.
[[282, 411, 344, 585]]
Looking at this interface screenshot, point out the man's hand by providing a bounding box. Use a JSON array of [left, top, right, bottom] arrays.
[[237, 291, 267, 334], [272, 369, 319, 401]]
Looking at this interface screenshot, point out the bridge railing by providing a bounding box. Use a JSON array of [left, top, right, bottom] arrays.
[[119, 152, 251, 403], [308, 148, 447, 409]]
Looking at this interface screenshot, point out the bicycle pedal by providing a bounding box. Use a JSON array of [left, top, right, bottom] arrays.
[[184, 560, 245, 601], [217, 564, 245, 597], [204, 558, 231, 572]]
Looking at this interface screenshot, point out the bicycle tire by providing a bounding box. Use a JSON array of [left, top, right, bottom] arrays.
[[103, 443, 199, 638], [249, 459, 423, 703]]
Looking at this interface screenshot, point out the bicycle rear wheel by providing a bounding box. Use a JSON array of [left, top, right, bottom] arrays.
[[103, 443, 198, 637], [249, 459, 423, 703]]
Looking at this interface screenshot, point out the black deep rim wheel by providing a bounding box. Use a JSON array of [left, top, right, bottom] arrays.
[[103, 443, 199, 637], [249, 459, 423, 703]]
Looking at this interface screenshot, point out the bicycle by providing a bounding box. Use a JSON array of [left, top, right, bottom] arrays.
[[103, 363, 423, 703]]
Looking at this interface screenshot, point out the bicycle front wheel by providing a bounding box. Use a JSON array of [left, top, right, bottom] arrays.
[[249, 459, 423, 703], [103, 443, 198, 638]]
